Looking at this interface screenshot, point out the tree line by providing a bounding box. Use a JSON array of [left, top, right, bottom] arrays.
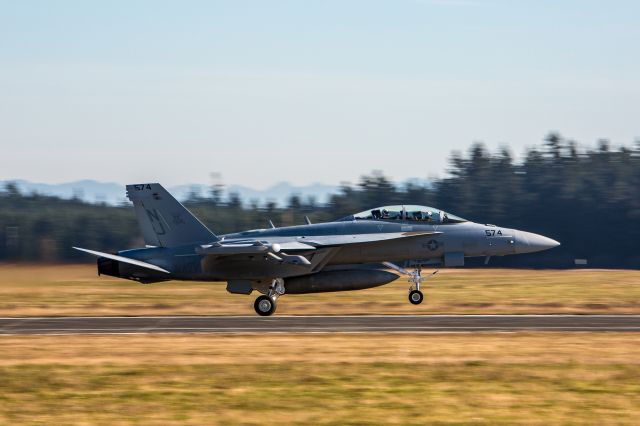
[[2, 133, 639, 267]]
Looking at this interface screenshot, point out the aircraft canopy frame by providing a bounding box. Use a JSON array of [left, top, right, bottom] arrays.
[[339, 205, 467, 224]]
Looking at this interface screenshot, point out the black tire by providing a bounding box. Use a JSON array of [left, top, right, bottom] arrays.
[[408, 290, 424, 305], [254, 295, 277, 316]]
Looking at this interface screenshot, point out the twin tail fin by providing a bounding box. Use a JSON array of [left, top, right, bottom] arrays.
[[126, 183, 218, 247]]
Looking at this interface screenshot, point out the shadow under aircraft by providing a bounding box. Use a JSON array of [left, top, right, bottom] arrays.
[[75, 183, 559, 316]]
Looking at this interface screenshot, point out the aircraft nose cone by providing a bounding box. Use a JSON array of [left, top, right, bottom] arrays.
[[514, 231, 560, 254]]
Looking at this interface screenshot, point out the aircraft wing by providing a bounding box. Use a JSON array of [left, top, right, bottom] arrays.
[[194, 232, 439, 270], [195, 241, 316, 267], [302, 231, 441, 247], [196, 241, 315, 254], [198, 232, 438, 253], [72, 247, 171, 274]]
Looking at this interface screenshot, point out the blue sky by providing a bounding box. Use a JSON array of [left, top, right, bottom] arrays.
[[1, 0, 639, 187]]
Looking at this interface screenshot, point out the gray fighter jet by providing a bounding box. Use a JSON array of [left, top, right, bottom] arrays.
[[74, 183, 560, 316]]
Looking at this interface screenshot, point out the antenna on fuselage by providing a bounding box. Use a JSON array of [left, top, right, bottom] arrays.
[[304, 216, 312, 225], [268, 219, 276, 229]]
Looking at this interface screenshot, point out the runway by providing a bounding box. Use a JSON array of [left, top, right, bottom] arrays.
[[1, 315, 640, 334]]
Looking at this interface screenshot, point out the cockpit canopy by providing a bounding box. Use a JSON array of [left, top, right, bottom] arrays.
[[338, 205, 467, 224]]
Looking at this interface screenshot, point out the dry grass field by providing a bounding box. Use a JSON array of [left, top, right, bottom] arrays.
[[1, 333, 639, 425], [0, 264, 639, 316], [1, 265, 639, 424]]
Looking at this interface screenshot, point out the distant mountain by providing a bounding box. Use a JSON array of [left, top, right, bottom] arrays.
[[0, 179, 341, 206], [1, 178, 432, 207], [169, 182, 339, 206], [2, 179, 128, 204]]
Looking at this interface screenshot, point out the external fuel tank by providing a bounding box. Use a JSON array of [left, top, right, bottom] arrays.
[[285, 269, 399, 294]]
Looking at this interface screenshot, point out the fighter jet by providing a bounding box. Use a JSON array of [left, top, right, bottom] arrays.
[[74, 183, 560, 316]]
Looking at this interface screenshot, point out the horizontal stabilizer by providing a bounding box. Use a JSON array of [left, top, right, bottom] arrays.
[[72, 247, 170, 274]]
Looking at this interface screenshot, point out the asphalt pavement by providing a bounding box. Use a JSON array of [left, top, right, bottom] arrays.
[[1, 315, 640, 334]]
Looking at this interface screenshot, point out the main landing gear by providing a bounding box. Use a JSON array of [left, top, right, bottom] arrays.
[[254, 278, 285, 316], [254, 295, 276, 316]]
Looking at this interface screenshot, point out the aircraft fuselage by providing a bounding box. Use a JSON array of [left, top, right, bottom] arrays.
[[114, 219, 557, 282]]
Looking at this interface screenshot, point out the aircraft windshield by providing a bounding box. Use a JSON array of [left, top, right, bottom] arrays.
[[344, 205, 466, 224]]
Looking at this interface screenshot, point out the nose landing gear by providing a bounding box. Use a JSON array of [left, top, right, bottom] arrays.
[[383, 262, 438, 306], [407, 268, 426, 305], [407, 268, 439, 305], [254, 278, 285, 316], [408, 289, 424, 305]]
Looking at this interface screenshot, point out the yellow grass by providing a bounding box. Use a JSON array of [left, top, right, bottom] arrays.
[[0, 264, 639, 316], [1, 333, 639, 425]]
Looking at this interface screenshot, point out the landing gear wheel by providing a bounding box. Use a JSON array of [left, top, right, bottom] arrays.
[[408, 290, 424, 305], [254, 295, 277, 316]]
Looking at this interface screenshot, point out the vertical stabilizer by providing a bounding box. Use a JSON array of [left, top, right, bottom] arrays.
[[126, 183, 218, 247]]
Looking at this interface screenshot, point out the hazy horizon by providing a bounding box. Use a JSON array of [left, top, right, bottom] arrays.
[[2, 0, 639, 187]]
